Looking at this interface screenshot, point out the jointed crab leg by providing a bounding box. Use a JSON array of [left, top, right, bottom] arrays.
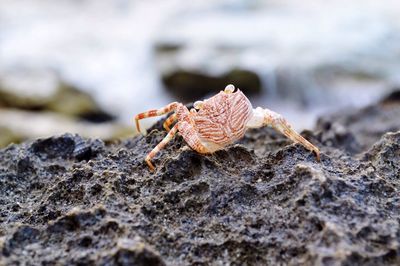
[[145, 123, 179, 171], [163, 113, 177, 132], [264, 109, 320, 161], [247, 107, 320, 161], [135, 102, 178, 133]]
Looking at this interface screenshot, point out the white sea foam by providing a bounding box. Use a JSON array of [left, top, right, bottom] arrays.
[[1, 0, 399, 129]]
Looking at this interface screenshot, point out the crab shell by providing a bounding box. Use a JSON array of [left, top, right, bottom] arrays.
[[192, 89, 253, 149]]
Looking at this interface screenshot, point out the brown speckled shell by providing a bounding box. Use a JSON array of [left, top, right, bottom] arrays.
[[193, 89, 253, 146]]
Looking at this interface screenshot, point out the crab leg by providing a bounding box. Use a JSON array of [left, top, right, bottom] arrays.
[[135, 102, 178, 133], [163, 113, 177, 132], [247, 107, 320, 160], [266, 109, 320, 161], [145, 124, 179, 171]]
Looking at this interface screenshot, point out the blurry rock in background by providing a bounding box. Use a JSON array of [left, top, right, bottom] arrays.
[[1, 0, 400, 147], [161, 68, 261, 101], [316, 89, 400, 154], [0, 68, 114, 121], [154, 0, 399, 110], [0, 68, 134, 148]]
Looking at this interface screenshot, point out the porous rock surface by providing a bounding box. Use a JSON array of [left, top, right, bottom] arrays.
[[0, 94, 400, 265]]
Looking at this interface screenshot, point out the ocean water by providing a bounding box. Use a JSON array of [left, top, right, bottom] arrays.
[[1, 0, 400, 129]]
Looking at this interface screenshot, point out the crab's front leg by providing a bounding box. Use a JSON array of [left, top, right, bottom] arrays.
[[145, 123, 179, 171], [135, 102, 178, 133], [247, 107, 320, 161], [163, 113, 177, 132], [144, 104, 215, 171]]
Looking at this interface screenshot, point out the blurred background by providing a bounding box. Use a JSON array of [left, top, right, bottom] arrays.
[[1, 0, 400, 147]]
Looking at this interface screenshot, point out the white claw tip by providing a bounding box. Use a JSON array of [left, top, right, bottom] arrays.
[[224, 84, 235, 93], [194, 101, 203, 110]]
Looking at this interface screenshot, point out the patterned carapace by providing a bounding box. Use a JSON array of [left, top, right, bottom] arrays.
[[192, 88, 253, 147], [135, 84, 320, 171]]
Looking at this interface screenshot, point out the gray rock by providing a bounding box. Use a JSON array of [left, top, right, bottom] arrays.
[[316, 90, 400, 154], [0, 92, 399, 265]]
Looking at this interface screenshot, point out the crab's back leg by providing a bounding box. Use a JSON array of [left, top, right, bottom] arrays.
[[145, 123, 179, 171], [135, 102, 178, 133], [247, 107, 320, 161], [163, 113, 177, 132]]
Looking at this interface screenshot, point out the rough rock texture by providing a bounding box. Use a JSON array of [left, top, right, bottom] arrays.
[[0, 93, 400, 265], [316, 90, 400, 154]]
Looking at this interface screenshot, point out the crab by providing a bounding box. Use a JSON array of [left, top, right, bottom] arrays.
[[135, 84, 320, 171]]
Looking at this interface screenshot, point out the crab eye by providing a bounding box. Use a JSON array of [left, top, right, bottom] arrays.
[[224, 84, 235, 93], [194, 101, 204, 110]]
